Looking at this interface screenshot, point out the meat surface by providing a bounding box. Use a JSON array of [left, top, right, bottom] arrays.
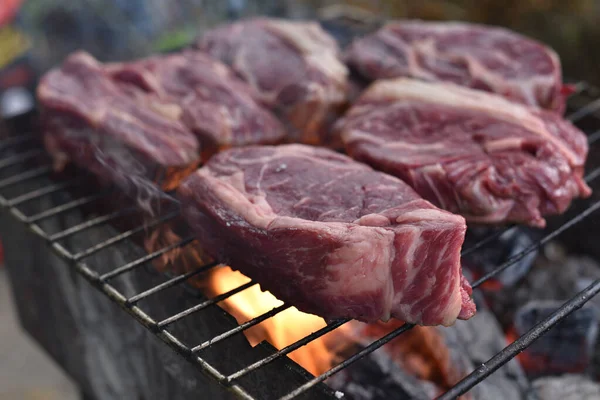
[[177, 144, 476, 326], [37, 51, 200, 192], [345, 20, 570, 113], [336, 79, 592, 227], [105, 51, 286, 158], [196, 18, 349, 145]]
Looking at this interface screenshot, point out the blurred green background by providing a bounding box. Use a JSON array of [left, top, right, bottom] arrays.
[[3, 0, 600, 85]]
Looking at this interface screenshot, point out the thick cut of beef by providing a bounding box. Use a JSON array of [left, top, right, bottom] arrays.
[[195, 18, 349, 145], [336, 79, 591, 227], [345, 20, 570, 113], [37, 51, 200, 192], [105, 51, 285, 158], [177, 144, 476, 326]]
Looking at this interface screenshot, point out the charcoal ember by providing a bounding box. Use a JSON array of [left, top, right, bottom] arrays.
[[326, 345, 438, 400], [462, 226, 539, 289], [485, 246, 600, 329], [330, 305, 529, 400], [514, 300, 599, 377], [532, 374, 600, 400], [445, 309, 531, 400]]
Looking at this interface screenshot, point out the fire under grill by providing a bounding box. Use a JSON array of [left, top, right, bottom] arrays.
[[3, 81, 600, 400]]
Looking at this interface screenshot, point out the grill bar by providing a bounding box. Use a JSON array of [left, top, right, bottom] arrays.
[[2, 79, 600, 400], [0, 148, 43, 169], [100, 236, 196, 281], [226, 318, 350, 383], [6, 179, 82, 207], [71, 210, 180, 261], [278, 323, 416, 400], [191, 304, 292, 353], [472, 198, 600, 288], [436, 278, 600, 400], [49, 207, 138, 242], [587, 129, 600, 145], [0, 165, 52, 190], [460, 225, 516, 258], [27, 191, 112, 223], [126, 262, 219, 305], [157, 280, 257, 328], [567, 97, 600, 122]]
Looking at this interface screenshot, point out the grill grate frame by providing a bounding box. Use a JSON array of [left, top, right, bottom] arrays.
[[2, 83, 600, 400]]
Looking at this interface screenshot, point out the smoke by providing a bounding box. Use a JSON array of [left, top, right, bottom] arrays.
[[59, 123, 180, 216]]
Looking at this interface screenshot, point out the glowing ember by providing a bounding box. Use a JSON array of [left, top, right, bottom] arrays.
[[204, 265, 336, 376]]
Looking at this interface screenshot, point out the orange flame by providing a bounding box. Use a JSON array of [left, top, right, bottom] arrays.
[[144, 224, 462, 386], [204, 265, 337, 376]]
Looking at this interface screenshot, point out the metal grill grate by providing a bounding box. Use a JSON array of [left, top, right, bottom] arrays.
[[2, 82, 600, 400]]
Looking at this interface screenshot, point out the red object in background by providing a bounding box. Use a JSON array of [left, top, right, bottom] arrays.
[[0, 0, 23, 26]]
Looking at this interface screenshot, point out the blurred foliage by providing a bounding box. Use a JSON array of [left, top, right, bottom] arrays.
[[11, 0, 600, 84]]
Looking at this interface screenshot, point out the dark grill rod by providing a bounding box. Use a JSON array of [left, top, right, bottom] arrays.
[[48, 207, 138, 242], [26, 191, 112, 223], [157, 280, 257, 329], [583, 165, 600, 185], [0, 133, 36, 150], [100, 236, 196, 281], [0, 165, 52, 190], [0, 148, 43, 169], [126, 262, 219, 305], [460, 226, 516, 257], [278, 323, 416, 400], [437, 278, 600, 400], [567, 97, 600, 122], [6, 179, 83, 207], [587, 129, 600, 145], [226, 318, 350, 384], [571, 81, 588, 95], [72, 210, 180, 261], [472, 198, 600, 288], [191, 304, 292, 353]]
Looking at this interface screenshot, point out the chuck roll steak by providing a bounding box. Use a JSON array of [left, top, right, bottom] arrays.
[[336, 79, 591, 227], [177, 144, 476, 326], [196, 18, 349, 145], [345, 20, 571, 113], [105, 51, 285, 158], [38, 51, 200, 192]]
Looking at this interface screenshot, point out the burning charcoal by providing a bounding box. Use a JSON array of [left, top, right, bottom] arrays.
[[484, 247, 600, 329], [445, 309, 531, 400], [532, 374, 600, 400], [326, 346, 438, 400], [513, 300, 599, 377], [462, 226, 539, 290], [328, 306, 530, 400]]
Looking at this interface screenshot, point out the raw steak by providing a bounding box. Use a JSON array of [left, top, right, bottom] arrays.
[[177, 144, 476, 326], [345, 20, 571, 113], [105, 51, 286, 158], [195, 18, 349, 145], [38, 51, 200, 192], [336, 79, 592, 227]]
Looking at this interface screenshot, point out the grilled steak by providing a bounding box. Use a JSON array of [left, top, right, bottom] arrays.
[[196, 18, 349, 145], [336, 79, 591, 227], [105, 51, 286, 158], [177, 144, 476, 326], [38, 51, 200, 192], [345, 20, 570, 113]]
